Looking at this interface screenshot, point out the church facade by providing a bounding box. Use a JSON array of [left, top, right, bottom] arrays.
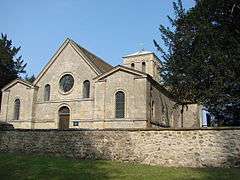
[[0, 39, 202, 129]]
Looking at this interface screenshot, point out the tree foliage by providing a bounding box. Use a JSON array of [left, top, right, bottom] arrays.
[[24, 74, 35, 83], [0, 33, 27, 107], [154, 0, 240, 126]]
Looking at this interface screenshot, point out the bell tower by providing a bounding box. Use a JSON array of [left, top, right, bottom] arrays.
[[122, 50, 162, 82]]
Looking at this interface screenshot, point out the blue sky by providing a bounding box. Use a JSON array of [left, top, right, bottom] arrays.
[[1, 0, 195, 76]]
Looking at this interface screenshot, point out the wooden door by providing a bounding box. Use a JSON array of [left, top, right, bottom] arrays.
[[58, 106, 70, 130], [59, 114, 69, 130]]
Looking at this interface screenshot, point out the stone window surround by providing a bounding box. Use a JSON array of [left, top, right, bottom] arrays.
[[44, 84, 51, 101], [131, 63, 135, 69], [58, 106, 70, 115], [13, 98, 21, 120], [82, 80, 90, 98], [114, 89, 127, 119], [142, 61, 146, 72], [58, 72, 75, 95], [56, 72, 93, 99]]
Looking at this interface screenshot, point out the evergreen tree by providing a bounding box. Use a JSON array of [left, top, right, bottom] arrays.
[[24, 74, 35, 83], [0, 34, 27, 108], [154, 0, 240, 126]]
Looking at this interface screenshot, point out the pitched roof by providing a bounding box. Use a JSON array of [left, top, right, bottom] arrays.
[[94, 65, 149, 81], [93, 65, 177, 101], [2, 78, 35, 92], [34, 38, 113, 85], [70, 40, 113, 74]]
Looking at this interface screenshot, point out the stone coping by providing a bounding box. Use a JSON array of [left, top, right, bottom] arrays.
[[1, 127, 240, 132]]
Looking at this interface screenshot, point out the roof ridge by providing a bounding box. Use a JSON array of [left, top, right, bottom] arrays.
[[75, 41, 109, 64], [70, 40, 113, 74], [2, 78, 35, 91], [94, 65, 149, 81], [118, 65, 149, 76]]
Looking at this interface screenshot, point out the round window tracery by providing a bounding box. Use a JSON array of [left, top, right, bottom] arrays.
[[59, 74, 74, 93]]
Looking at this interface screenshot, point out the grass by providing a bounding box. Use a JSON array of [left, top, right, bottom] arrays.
[[0, 153, 239, 180]]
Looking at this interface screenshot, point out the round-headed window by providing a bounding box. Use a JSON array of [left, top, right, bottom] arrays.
[[59, 74, 74, 93]]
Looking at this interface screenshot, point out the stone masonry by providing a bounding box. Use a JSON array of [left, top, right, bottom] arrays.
[[0, 128, 239, 167], [0, 38, 201, 129]]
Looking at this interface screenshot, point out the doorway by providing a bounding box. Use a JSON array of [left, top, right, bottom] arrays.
[[58, 106, 70, 130]]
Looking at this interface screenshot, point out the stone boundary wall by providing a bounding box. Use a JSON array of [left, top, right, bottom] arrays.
[[0, 128, 240, 167]]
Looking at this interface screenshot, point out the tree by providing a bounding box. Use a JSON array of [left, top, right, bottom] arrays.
[[24, 74, 35, 83], [154, 0, 240, 126], [0, 33, 27, 108]]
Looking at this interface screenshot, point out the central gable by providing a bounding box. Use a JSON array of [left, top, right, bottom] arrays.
[[32, 39, 113, 102], [34, 39, 107, 86]]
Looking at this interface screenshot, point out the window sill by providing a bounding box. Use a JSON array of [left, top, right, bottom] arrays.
[[36, 98, 94, 104]]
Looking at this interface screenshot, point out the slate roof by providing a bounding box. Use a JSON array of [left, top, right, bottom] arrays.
[[71, 40, 113, 74]]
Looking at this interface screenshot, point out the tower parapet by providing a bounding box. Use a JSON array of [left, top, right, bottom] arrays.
[[122, 50, 162, 82]]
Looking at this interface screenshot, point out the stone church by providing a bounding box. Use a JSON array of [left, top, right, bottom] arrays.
[[0, 38, 202, 129]]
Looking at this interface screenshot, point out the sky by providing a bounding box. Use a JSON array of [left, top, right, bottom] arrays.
[[1, 0, 195, 76]]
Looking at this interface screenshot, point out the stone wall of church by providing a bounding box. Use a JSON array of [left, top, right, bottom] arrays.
[[181, 104, 201, 128], [0, 128, 239, 168], [93, 70, 148, 129], [123, 53, 161, 82], [147, 79, 201, 128], [33, 99, 94, 129], [0, 91, 9, 121], [34, 43, 97, 102], [0, 41, 201, 130], [33, 42, 98, 129], [147, 80, 177, 127], [0, 83, 35, 129]]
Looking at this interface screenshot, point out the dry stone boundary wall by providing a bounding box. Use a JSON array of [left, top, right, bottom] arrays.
[[0, 128, 239, 167]]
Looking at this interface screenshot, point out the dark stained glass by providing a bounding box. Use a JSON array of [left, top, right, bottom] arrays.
[[14, 99, 20, 120], [115, 91, 125, 118], [59, 106, 70, 115], [44, 84, 50, 101], [142, 62, 146, 72], [59, 74, 74, 93], [83, 80, 90, 98]]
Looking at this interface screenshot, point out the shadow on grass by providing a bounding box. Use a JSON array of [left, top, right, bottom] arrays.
[[0, 153, 115, 180], [0, 153, 239, 180], [0, 130, 240, 180], [0, 130, 124, 180]]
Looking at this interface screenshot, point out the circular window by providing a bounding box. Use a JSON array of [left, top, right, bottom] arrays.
[[59, 74, 74, 93]]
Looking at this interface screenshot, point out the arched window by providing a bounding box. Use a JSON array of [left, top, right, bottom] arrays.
[[142, 62, 146, 72], [131, 63, 135, 69], [83, 80, 90, 98], [115, 91, 125, 118], [44, 84, 50, 101], [14, 99, 20, 120], [152, 101, 155, 119]]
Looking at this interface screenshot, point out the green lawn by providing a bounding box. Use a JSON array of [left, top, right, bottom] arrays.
[[0, 154, 239, 180]]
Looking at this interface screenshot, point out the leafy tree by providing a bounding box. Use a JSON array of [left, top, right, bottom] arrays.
[[154, 0, 240, 126], [0, 33, 27, 107]]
